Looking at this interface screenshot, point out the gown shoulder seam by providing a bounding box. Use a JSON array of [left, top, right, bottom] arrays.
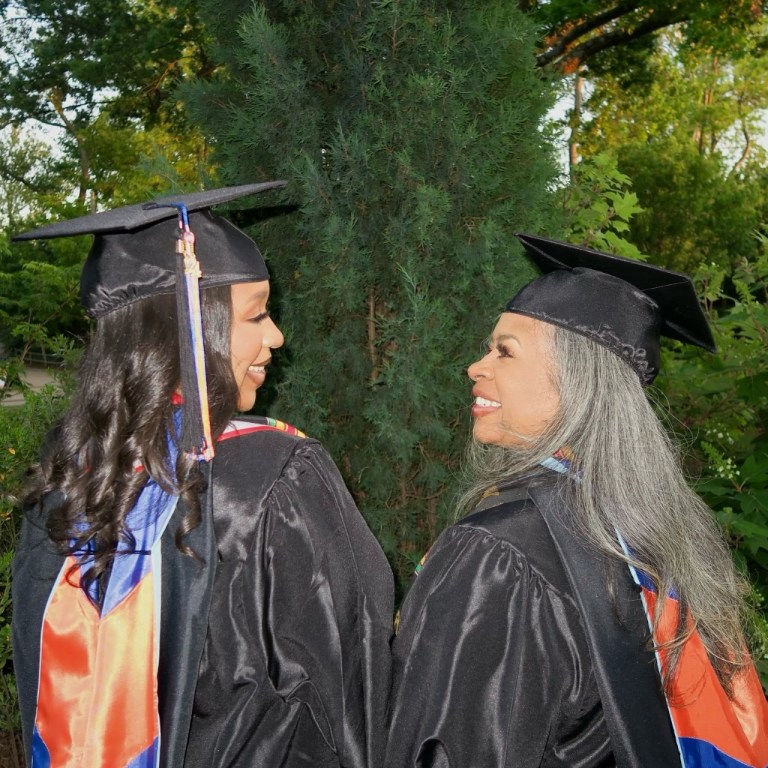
[[433, 523, 579, 606]]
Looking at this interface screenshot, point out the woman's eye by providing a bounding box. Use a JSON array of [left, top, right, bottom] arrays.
[[496, 343, 513, 358], [249, 310, 269, 324]]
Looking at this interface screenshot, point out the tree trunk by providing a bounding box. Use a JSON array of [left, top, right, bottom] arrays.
[[49, 88, 93, 208], [731, 118, 753, 174], [569, 72, 584, 174]]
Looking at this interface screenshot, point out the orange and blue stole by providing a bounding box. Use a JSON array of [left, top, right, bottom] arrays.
[[32, 474, 179, 768], [625, 556, 768, 768], [32, 415, 304, 767], [543, 453, 768, 767]]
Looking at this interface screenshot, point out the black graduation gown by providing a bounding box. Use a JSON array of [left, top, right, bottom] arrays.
[[13, 419, 394, 768], [385, 472, 680, 768]]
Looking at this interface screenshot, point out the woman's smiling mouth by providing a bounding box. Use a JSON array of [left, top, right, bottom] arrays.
[[472, 392, 502, 417]]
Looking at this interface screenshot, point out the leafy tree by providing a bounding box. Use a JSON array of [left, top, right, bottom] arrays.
[[536, 3, 768, 187], [0, 0, 215, 223], [574, 32, 768, 272], [0, 128, 64, 232], [0, 0, 222, 356], [183, 0, 560, 585], [582, 35, 768, 165], [616, 141, 767, 272], [0, 130, 84, 356]]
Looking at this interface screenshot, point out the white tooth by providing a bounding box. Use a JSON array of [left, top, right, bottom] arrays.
[[249, 365, 266, 373], [475, 396, 501, 408]]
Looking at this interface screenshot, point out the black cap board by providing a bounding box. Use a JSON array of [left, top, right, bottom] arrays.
[[508, 233, 716, 385], [13, 180, 286, 318]]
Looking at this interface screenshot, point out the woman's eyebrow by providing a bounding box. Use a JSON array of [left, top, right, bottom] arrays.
[[495, 333, 521, 345], [247, 288, 269, 301], [242, 289, 270, 309]]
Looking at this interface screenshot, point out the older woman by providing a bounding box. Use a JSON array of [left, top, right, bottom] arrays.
[[12, 184, 393, 768], [386, 234, 768, 768]]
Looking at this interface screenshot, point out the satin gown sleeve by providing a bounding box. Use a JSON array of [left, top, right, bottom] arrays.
[[385, 500, 612, 768], [186, 437, 394, 768]]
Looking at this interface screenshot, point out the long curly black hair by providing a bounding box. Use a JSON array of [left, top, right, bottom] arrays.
[[24, 285, 238, 599]]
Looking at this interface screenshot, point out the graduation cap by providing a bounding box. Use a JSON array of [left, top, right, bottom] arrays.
[[13, 181, 288, 460], [507, 233, 716, 385], [13, 181, 286, 317]]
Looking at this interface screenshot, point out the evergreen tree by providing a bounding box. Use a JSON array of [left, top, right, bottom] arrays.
[[183, 0, 559, 585]]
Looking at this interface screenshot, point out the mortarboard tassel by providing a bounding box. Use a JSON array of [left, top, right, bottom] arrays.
[[146, 201, 215, 462]]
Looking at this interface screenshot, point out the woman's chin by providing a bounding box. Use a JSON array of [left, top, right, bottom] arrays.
[[236, 392, 257, 412], [472, 425, 501, 446], [473, 425, 533, 449]]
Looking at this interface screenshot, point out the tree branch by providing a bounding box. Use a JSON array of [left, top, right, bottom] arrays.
[[537, 1, 642, 69], [730, 117, 753, 175], [0, 114, 63, 132], [0, 160, 51, 194], [542, 9, 690, 73]]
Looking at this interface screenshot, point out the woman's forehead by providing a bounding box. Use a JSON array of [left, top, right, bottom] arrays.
[[493, 312, 553, 340], [232, 280, 270, 303]]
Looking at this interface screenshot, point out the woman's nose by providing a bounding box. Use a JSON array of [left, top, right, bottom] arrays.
[[267, 318, 285, 350], [467, 356, 489, 382], [467, 350, 493, 381]]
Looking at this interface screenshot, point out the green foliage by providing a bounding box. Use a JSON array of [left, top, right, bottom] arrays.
[[0, 0, 223, 364], [0, 0, 215, 232], [1, 0, 209, 128], [0, 125, 216, 358], [560, 153, 645, 259], [0, 128, 65, 233], [618, 140, 767, 273], [184, 0, 559, 586], [582, 33, 768, 159], [577, 30, 768, 273], [0, 260, 85, 358], [0, 352, 74, 757]]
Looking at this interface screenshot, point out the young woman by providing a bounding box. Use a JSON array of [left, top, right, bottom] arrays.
[[12, 183, 393, 768], [386, 234, 768, 768]]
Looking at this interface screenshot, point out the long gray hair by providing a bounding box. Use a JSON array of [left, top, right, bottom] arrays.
[[459, 322, 750, 693]]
